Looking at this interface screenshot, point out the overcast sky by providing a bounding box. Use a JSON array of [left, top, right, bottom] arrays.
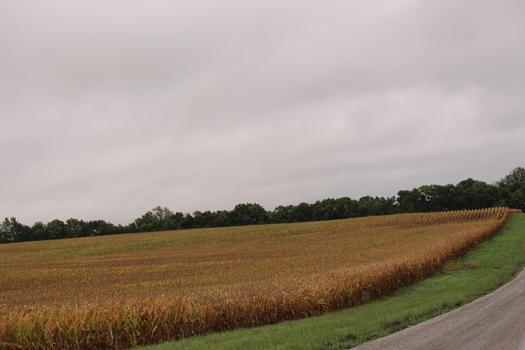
[[1, 0, 524, 224]]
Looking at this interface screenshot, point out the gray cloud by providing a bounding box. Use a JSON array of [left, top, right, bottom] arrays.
[[1, 0, 524, 224]]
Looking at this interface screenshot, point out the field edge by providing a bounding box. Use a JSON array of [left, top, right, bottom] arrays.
[[137, 212, 525, 350]]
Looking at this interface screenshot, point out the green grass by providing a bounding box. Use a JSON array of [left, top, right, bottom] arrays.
[[137, 213, 525, 350]]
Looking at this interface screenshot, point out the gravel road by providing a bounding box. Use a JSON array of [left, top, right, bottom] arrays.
[[355, 268, 525, 350]]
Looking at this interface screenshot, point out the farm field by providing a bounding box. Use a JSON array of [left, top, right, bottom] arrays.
[[140, 212, 525, 350], [0, 208, 511, 349]]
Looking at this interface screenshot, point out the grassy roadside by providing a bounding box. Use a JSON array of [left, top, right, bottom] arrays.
[[138, 213, 525, 350]]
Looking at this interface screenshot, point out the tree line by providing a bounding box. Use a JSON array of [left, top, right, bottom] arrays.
[[1, 167, 524, 243]]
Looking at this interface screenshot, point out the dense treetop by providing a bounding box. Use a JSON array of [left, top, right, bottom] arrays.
[[1, 167, 524, 243]]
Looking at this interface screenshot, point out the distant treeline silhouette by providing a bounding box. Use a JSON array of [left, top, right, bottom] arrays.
[[1, 167, 524, 243]]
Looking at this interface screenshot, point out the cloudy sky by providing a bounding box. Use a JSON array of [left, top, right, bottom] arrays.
[[1, 0, 524, 224]]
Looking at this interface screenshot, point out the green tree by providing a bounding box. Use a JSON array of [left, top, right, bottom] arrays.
[[229, 203, 269, 225], [0, 217, 32, 242], [498, 167, 525, 210], [31, 222, 48, 240], [396, 189, 425, 212], [46, 219, 67, 239], [498, 167, 525, 192], [134, 206, 175, 232], [66, 218, 85, 237]]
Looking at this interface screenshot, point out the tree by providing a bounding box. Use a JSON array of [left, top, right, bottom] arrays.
[[357, 196, 396, 216], [85, 220, 118, 236], [134, 206, 175, 232], [134, 211, 158, 232], [289, 202, 313, 222], [396, 189, 425, 212], [181, 213, 195, 229], [498, 167, 525, 192], [46, 219, 67, 239], [2, 167, 524, 244], [455, 179, 499, 209], [418, 184, 458, 211], [229, 203, 269, 225], [509, 189, 525, 211], [193, 211, 216, 228], [498, 167, 525, 210], [311, 198, 359, 220], [31, 222, 48, 240], [66, 218, 86, 238], [0, 217, 31, 242], [272, 205, 293, 223], [212, 210, 231, 227], [165, 212, 185, 230], [334, 197, 359, 218]]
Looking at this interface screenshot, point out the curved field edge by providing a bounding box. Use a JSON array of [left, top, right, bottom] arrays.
[[0, 209, 512, 349], [138, 213, 525, 350]]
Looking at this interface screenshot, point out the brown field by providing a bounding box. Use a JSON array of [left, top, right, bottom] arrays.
[[0, 208, 511, 349]]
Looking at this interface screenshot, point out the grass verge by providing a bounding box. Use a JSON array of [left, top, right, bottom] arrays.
[[138, 213, 525, 350]]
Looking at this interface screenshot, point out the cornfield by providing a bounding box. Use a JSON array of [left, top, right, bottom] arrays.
[[0, 208, 511, 349]]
